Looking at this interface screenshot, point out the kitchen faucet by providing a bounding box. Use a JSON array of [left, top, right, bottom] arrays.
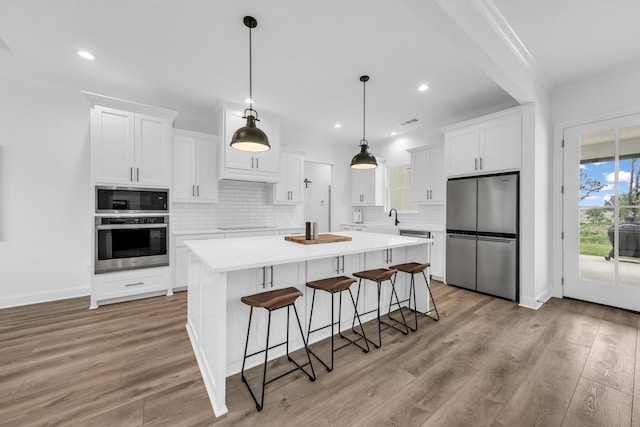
[[389, 208, 399, 226]]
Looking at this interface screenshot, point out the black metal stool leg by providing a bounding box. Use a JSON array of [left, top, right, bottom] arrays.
[[383, 276, 410, 335], [422, 271, 440, 321], [291, 304, 316, 381]]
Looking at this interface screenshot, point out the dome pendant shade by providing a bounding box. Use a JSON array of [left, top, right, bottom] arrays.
[[350, 142, 378, 169], [230, 113, 270, 152]]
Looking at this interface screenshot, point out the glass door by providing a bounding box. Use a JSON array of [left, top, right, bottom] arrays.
[[563, 114, 640, 310]]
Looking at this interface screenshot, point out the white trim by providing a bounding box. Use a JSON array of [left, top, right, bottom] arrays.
[[518, 295, 543, 310], [0, 286, 90, 309], [82, 92, 178, 122]]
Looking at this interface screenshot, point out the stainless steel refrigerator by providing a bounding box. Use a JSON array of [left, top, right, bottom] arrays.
[[445, 173, 518, 301]]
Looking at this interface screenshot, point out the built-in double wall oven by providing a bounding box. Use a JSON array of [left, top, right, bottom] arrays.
[[95, 186, 169, 274]]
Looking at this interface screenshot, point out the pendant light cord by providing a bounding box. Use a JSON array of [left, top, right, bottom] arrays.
[[249, 24, 253, 112], [362, 78, 366, 144]]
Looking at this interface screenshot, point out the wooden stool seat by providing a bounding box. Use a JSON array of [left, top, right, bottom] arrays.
[[390, 262, 430, 274], [353, 268, 397, 282], [306, 276, 356, 293], [241, 287, 302, 310]]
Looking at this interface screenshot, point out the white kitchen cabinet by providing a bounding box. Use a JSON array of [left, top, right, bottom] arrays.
[[219, 107, 280, 183], [408, 145, 445, 204], [351, 161, 385, 206], [272, 153, 304, 204], [90, 266, 172, 309], [304, 254, 362, 343], [430, 232, 444, 280], [225, 262, 305, 372], [173, 233, 224, 289], [443, 107, 522, 177], [173, 130, 218, 203], [92, 106, 172, 187], [341, 224, 367, 232]]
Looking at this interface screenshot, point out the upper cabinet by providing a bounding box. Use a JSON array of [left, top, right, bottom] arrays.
[[408, 145, 445, 204], [351, 160, 385, 206], [91, 106, 173, 187], [442, 107, 522, 177], [219, 107, 280, 183], [173, 129, 218, 203], [272, 152, 304, 204]]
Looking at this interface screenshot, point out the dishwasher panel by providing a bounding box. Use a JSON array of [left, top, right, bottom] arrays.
[[477, 237, 517, 300], [445, 233, 477, 291]]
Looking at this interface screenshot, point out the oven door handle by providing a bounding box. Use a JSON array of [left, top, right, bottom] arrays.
[[96, 223, 168, 230]]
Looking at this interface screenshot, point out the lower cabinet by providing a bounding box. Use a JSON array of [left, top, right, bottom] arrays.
[[304, 254, 363, 344], [225, 262, 306, 374], [430, 232, 445, 280], [173, 233, 224, 289], [90, 266, 172, 309]]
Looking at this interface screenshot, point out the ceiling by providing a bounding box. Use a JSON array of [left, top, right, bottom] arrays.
[[1, 0, 639, 145]]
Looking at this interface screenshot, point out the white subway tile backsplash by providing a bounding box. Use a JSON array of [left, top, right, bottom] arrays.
[[358, 205, 444, 228], [171, 180, 300, 231]]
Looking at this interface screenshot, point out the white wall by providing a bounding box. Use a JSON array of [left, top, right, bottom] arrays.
[[0, 74, 93, 307]]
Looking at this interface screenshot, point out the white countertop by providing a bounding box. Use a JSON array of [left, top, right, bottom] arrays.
[[341, 223, 445, 232], [185, 231, 430, 273]]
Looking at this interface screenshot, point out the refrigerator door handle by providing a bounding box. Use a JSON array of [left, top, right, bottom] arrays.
[[477, 237, 514, 244], [448, 234, 477, 240]]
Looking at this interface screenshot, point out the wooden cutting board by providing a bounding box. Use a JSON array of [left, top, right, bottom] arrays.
[[284, 234, 352, 245]]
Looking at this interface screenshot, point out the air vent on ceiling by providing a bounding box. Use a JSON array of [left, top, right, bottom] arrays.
[[398, 118, 419, 126]]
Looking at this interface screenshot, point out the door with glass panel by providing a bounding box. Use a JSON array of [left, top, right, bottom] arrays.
[[563, 114, 640, 311]]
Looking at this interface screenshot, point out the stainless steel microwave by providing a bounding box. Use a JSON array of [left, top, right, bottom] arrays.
[[95, 186, 169, 214]]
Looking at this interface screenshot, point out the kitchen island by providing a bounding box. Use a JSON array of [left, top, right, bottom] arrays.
[[184, 231, 430, 416]]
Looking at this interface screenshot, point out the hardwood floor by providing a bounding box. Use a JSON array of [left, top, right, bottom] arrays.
[[1, 281, 639, 426]]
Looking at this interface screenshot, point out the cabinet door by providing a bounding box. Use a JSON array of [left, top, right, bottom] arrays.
[[288, 154, 303, 202], [410, 149, 430, 203], [135, 113, 171, 186], [351, 168, 379, 205], [428, 147, 445, 202], [479, 112, 522, 173], [254, 118, 279, 174], [223, 110, 254, 171], [195, 138, 218, 202], [92, 106, 135, 185], [430, 232, 444, 280], [445, 126, 479, 177], [173, 135, 196, 201]]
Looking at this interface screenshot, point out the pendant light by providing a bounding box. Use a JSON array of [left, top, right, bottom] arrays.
[[229, 16, 270, 152], [350, 75, 378, 169]]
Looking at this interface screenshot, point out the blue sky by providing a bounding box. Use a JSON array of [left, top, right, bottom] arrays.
[[580, 159, 633, 207]]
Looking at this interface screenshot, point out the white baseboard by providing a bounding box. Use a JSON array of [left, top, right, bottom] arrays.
[[518, 294, 544, 310], [0, 287, 90, 309]]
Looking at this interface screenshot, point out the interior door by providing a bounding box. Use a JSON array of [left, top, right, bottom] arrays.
[[563, 114, 640, 311]]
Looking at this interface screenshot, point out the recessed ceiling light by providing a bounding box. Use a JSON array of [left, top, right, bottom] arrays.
[[334, 123, 342, 128], [418, 84, 429, 92], [77, 50, 96, 60], [390, 131, 398, 136]]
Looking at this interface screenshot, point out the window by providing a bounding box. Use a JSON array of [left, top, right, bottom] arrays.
[[388, 164, 416, 212]]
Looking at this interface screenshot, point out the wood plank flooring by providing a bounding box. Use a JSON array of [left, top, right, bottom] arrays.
[[1, 281, 639, 426]]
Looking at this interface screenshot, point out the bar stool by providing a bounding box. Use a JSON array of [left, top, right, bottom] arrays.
[[306, 276, 370, 372], [389, 262, 440, 331], [351, 268, 409, 348], [240, 287, 315, 411]]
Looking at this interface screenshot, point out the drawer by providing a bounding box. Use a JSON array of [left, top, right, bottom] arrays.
[[95, 269, 170, 300]]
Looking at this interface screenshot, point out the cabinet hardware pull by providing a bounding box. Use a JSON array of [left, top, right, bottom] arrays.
[[192, 185, 195, 196], [262, 267, 266, 289], [430, 189, 433, 199], [389, 248, 392, 263], [475, 158, 478, 170], [269, 265, 274, 288], [197, 185, 200, 197], [125, 282, 144, 287], [341, 255, 345, 273], [136, 168, 140, 182], [256, 158, 259, 169], [130, 167, 133, 182], [335, 256, 340, 274], [252, 157, 254, 169], [480, 157, 483, 169]]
